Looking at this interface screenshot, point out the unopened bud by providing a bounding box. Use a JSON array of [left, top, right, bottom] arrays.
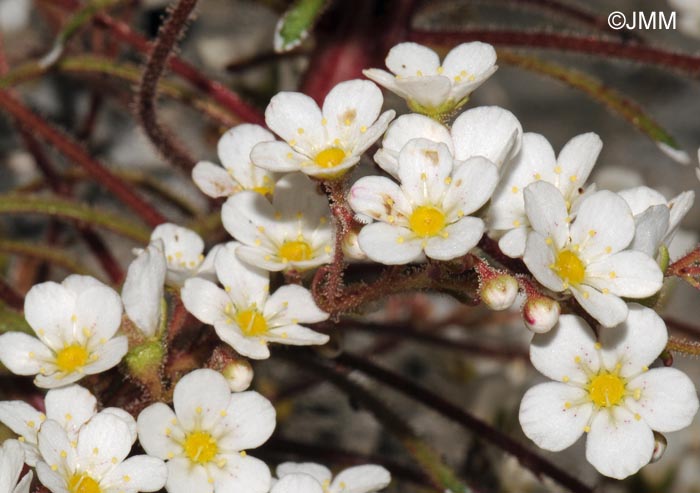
[[523, 296, 560, 333], [222, 359, 254, 392], [480, 274, 519, 311], [651, 432, 667, 463], [342, 229, 366, 260]]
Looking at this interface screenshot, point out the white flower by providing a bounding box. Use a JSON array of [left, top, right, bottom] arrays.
[[0, 275, 128, 388], [349, 138, 498, 265], [137, 369, 275, 493], [250, 79, 395, 179], [122, 240, 167, 339], [522, 296, 560, 334], [148, 223, 220, 287], [489, 132, 602, 257], [522, 182, 663, 327], [222, 173, 332, 272], [193, 124, 276, 198], [36, 412, 166, 493], [0, 440, 32, 493], [222, 359, 254, 392], [373, 110, 522, 179], [0, 0, 30, 34], [0, 384, 136, 466], [618, 186, 695, 260], [363, 42, 497, 117], [670, 0, 700, 38], [270, 474, 323, 493], [276, 462, 391, 493], [181, 242, 329, 359], [519, 305, 699, 479]]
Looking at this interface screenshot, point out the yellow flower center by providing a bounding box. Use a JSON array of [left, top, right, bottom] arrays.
[[553, 250, 585, 285], [68, 473, 101, 493], [252, 185, 274, 196], [55, 344, 89, 372], [409, 206, 446, 237], [589, 373, 626, 408], [278, 240, 313, 262], [183, 431, 218, 465], [235, 310, 268, 337], [314, 147, 346, 168]]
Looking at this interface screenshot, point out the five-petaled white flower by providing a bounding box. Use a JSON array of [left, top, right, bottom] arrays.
[[122, 240, 167, 339], [147, 223, 220, 287], [36, 412, 166, 493], [0, 384, 136, 467], [519, 305, 699, 479], [0, 439, 32, 493], [373, 110, 522, 180], [349, 138, 498, 265], [137, 369, 275, 493], [618, 185, 695, 261], [277, 462, 391, 493], [522, 181, 663, 327], [489, 132, 602, 257], [250, 79, 395, 179], [0, 275, 127, 388], [222, 173, 333, 272], [181, 242, 329, 359], [363, 42, 497, 117], [192, 124, 276, 198]]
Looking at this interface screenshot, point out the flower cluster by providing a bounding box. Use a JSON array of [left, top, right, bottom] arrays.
[[0, 38, 697, 489]]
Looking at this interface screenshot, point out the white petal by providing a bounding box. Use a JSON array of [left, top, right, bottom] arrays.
[[77, 413, 132, 476], [618, 186, 667, 215], [215, 242, 270, 309], [173, 369, 232, 431], [214, 325, 271, 360], [192, 161, 239, 198], [393, 76, 451, 109], [451, 106, 522, 165], [61, 275, 106, 296], [522, 232, 563, 292], [37, 419, 75, 472], [45, 384, 97, 436], [122, 241, 166, 337], [267, 324, 329, 346], [443, 156, 498, 217], [34, 370, 83, 389], [166, 458, 212, 493], [217, 391, 276, 451], [272, 173, 330, 229], [250, 141, 309, 172], [181, 278, 229, 326], [24, 281, 74, 346], [584, 251, 663, 298], [222, 191, 276, 246], [0, 401, 41, 447], [385, 42, 440, 77], [100, 407, 137, 445], [0, 332, 52, 375], [235, 247, 289, 272], [442, 42, 497, 80], [277, 463, 331, 484], [523, 181, 569, 248], [137, 403, 180, 459], [570, 285, 628, 328], [218, 124, 276, 178], [518, 382, 591, 452], [556, 132, 602, 198], [665, 190, 694, 244], [598, 303, 667, 377], [82, 336, 128, 375], [628, 205, 669, 257], [352, 110, 396, 157], [397, 139, 453, 205], [36, 463, 68, 493], [152, 223, 205, 268], [103, 455, 167, 492], [0, 440, 25, 493], [271, 474, 324, 493], [498, 227, 528, 258], [362, 69, 408, 100], [357, 223, 423, 265], [626, 367, 699, 432], [571, 191, 635, 261], [331, 465, 392, 493], [265, 285, 328, 324], [74, 285, 123, 342], [348, 176, 412, 224], [322, 80, 383, 147], [423, 217, 484, 260], [13, 470, 32, 493], [530, 314, 599, 384], [265, 92, 324, 154], [212, 454, 271, 493], [585, 407, 654, 479]]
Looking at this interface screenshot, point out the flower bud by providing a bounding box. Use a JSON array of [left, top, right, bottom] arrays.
[[222, 359, 254, 392], [651, 432, 667, 463], [523, 296, 561, 333], [342, 229, 367, 260], [480, 274, 519, 311]]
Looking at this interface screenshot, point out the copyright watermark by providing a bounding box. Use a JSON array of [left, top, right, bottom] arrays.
[[608, 11, 677, 30]]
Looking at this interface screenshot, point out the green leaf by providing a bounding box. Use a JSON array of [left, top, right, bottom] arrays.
[[274, 0, 327, 53]]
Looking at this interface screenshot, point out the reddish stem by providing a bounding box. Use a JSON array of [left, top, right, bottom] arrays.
[[0, 277, 25, 310]]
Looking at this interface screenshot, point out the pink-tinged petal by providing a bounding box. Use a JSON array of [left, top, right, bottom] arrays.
[[570, 285, 628, 328], [214, 325, 271, 360], [523, 181, 569, 248], [137, 403, 181, 460], [250, 141, 309, 172], [357, 223, 423, 265], [0, 332, 52, 375], [265, 92, 323, 154], [626, 367, 699, 432], [331, 465, 392, 493], [385, 42, 440, 77], [519, 382, 591, 452], [212, 454, 271, 493], [585, 407, 654, 479], [173, 369, 232, 432], [570, 191, 635, 261], [181, 278, 229, 326], [598, 304, 667, 377], [443, 156, 498, 218], [522, 232, 563, 292], [556, 132, 602, 198], [165, 458, 212, 493], [192, 161, 239, 198], [265, 285, 328, 324], [423, 217, 483, 261], [397, 139, 454, 205], [216, 391, 276, 451], [585, 251, 663, 298], [451, 106, 522, 166], [530, 314, 599, 384], [348, 176, 411, 225], [271, 474, 324, 493]]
